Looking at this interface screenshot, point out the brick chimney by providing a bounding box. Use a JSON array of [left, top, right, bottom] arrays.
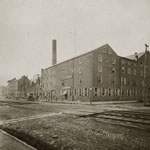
[[52, 39, 57, 65]]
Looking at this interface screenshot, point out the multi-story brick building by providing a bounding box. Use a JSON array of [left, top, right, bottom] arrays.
[[41, 43, 150, 102]]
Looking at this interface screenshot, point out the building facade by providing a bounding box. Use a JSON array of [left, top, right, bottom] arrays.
[[41, 44, 150, 102]]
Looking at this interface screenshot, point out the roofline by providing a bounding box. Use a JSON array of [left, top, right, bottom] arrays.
[[119, 56, 137, 61], [44, 43, 109, 70]]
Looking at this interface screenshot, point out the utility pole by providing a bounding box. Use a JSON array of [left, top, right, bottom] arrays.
[[144, 44, 149, 106], [72, 60, 74, 101]]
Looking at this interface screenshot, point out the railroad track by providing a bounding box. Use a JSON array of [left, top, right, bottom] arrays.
[[80, 110, 150, 131]]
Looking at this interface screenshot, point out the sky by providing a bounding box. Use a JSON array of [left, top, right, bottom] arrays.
[[0, 0, 150, 85]]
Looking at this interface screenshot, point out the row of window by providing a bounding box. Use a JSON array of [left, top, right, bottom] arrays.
[[59, 88, 138, 97], [121, 60, 137, 67], [121, 67, 137, 75], [93, 88, 138, 97], [98, 54, 116, 64]]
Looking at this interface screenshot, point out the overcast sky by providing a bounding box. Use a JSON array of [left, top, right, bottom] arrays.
[[0, 0, 150, 85]]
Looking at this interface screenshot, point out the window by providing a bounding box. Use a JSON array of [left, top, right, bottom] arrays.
[[79, 78, 82, 84], [97, 88, 100, 96], [122, 60, 125, 64], [82, 88, 85, 96], [121, 77, 126, 85], [98, 65, 102, 72], [133, 81, 136, 86], [133, 69, 136, 75], [133, 89, 136, 96], [103, 47, 107, 53], [108, 50, 112, 54], [128, 68, 131, 74], [112, 78, 115, 84], [85, 88, 88, 96], [79, 58, 82, 64], [129, 90, 132, 96], [140, 70, 143, 76], [111, 89, 113, 96], [79, 88, 82, 96], [104, 89, 107, 96], [120, 89, 124, 96], [140, 61, 143, 67], [128, 61, 131, 65], [121, 77, 124, 84], [108, 89, 111, 96], [127, 89, 129, 96], [133, 63, 136, 67], [68, 89, 71, 96], [74, 89, 77, 96], [141, 80, 144, 87], [121, 67, 125, 73], [79, 67, 82, 74], [98, 54, 102, 61], [124, 78, 126, 85], [101, 88, 105, 96], [94, 88, 98, 96], [112, 68, 115, 73], [114, 89, 120, 96], [117, 89, 120, 96], [98, 75, 102, 83], [112, 58, 116, 64], [141, 90, 144, 96], [115, 89, 118, 96], [135, 90, 137, 96]]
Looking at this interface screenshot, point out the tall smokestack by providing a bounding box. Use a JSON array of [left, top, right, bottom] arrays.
[[52, 39, 57, 65]]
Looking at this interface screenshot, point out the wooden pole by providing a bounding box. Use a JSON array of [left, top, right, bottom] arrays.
[[144, 44, 149, 106]]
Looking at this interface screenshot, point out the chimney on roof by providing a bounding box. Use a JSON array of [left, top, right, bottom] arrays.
[[135, 52, 138, 61], [52, 39, 57, 65]]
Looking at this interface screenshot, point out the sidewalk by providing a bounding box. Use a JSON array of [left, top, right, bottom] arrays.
[[39, 99, 137, 105], [0, 97, 138, 105]]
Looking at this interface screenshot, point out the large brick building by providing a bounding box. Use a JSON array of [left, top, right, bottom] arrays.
[[41, 43, 150, 102]]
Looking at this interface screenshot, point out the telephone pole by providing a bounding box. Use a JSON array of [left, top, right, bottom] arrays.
[[144, 44, 149, 106]]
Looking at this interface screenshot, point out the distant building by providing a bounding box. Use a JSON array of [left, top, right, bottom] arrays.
[[28, 75, 41, 99], [18, 76, 30, 98], [7, 78, 19, 99], [41, 43, 150, 102], [0, 85, 8, 97], [7, 74, 41, 100]]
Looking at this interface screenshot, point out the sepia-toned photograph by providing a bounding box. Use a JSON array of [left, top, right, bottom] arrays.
[[0, 0, 150, 149]]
